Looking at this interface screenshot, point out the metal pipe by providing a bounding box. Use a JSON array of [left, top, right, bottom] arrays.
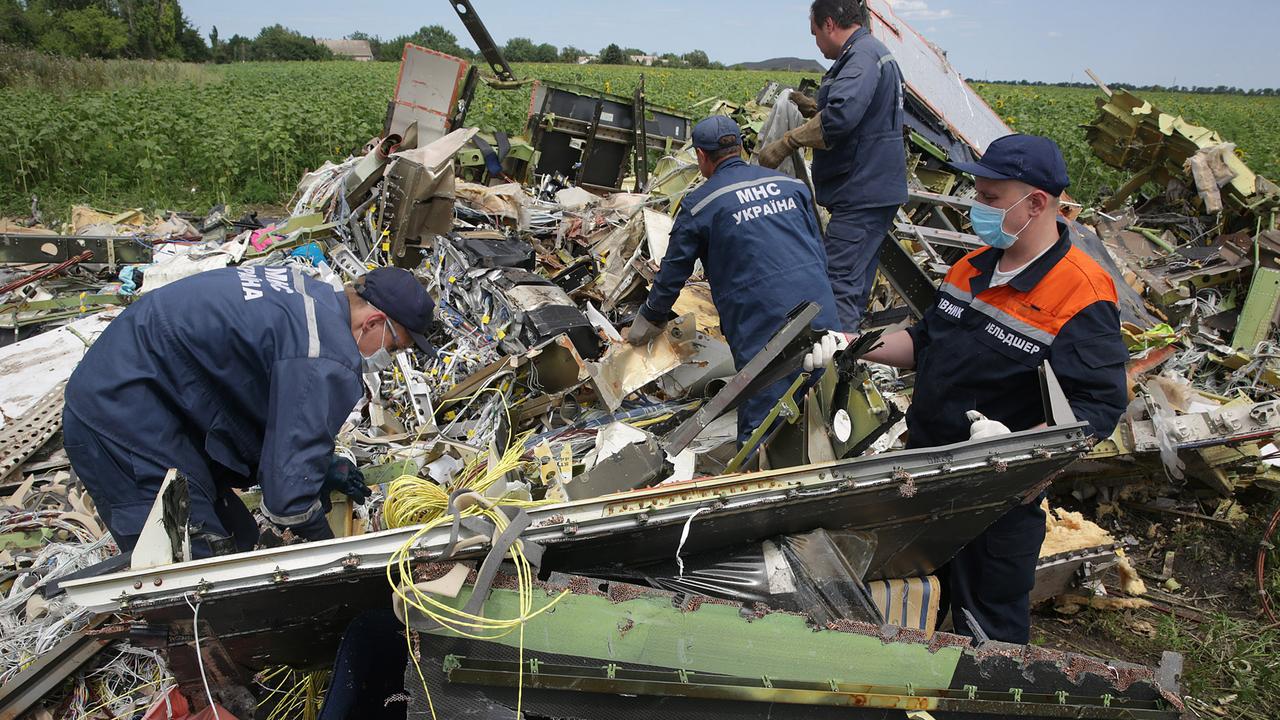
[[0, 250, 93, 296]]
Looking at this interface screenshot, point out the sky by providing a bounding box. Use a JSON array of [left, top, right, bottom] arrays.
[[183, 0, 1279, 89]]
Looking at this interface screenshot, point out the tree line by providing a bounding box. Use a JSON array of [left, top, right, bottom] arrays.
[[6, 3, 1275, 96], [349, 27, 721, 68], [0, 2, 725, 68], [973, 78, 1280, 97]]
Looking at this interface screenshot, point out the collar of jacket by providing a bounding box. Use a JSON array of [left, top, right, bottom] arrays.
[[827, 26, 870, 74], [712, 156, 748, 175], [967, 221, 1072, 295]]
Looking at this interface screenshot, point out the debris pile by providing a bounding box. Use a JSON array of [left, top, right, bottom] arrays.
[[1, 3, 1277, 719]]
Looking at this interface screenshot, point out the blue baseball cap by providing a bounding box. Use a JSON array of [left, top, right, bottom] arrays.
[[950, 134, 1071, 196], [692, 115, 742, 153], [356, 267, 436, 355]]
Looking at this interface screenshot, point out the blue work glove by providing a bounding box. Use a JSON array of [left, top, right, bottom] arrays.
[[322, 456, 373, 505]]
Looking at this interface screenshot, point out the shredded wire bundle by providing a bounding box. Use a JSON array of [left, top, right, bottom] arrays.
[[0, 537, 113, 686], [59, 645, 173, 720], [255, 665, 331, 720]]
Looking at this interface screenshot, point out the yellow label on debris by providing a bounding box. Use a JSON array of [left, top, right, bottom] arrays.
[[482, 315, 490, 324]]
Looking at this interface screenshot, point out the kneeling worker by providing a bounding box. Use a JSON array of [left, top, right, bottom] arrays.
[[628, 115, 840, 444], [811, 134, 1129, 642], [63, 265, 436, 557]]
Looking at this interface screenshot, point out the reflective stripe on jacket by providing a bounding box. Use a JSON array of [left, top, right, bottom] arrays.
[[905, 225, 1129, 448]]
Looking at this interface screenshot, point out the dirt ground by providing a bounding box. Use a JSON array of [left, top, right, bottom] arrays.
[[1033, 488, 1280, 719]]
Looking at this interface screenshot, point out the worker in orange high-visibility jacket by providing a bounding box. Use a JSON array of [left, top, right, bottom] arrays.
[[808, 134, 1129, 643]]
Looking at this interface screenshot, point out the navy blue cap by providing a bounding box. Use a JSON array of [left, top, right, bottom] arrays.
[[692, 115, 742, 152], [357, 267, 436, 355], [950, 134, 1070, 196]]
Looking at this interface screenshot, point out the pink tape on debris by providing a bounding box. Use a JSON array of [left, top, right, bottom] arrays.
[[249, 225, 279, 252]]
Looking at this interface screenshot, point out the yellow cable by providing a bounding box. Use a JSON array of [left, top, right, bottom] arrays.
[[383, 433, 568, 719]]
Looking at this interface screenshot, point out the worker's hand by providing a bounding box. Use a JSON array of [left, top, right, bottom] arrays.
[[803, 331, 851, 371], [757, 138, 793, 169], [625, 313, 665, 346], [967, 410, 1012, 440], [322, 456, 372, 504], [790, 91, 818, 119]]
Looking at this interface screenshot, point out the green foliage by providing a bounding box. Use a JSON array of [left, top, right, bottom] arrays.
[[0, 0, 37, 46], [501, 37, 558, 64], [384, 25, 470, 62], [5, 61, 1280, 227], [501, 37, 535, 62], [8, 0, 207, 61], [682, 49, 709, 68], [559, 45, 585, 64], [598, 43, 625, 65], [248, 25, 331, 61], [531, 42, 558, 64], [0, 43, 217, 90], [1155, 612, 1280, 716], [37, 5, 128, 58]]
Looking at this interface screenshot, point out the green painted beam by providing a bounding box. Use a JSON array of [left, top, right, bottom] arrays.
[[1232, 267, 1280, 350], [415, 583, 964, 690], [362, 459, 419, 487]]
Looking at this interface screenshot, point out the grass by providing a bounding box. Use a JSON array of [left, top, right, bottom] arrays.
[[0, 44, 219, 91], [1158, 612, 1280, 718]]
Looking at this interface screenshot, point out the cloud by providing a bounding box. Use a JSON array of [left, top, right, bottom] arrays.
[[888, 0, 954, 21], [1048, 30, 1062, 38]]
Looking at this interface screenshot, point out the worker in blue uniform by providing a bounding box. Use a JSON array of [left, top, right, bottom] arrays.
[[758, 0, 908, 333], [627, 115, 839, 446], [812, 135, 1129, 643], [63, 266, 436, 557]]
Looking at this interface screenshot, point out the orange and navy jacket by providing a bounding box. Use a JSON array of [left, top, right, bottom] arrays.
[[904, 225, 1129, 449]]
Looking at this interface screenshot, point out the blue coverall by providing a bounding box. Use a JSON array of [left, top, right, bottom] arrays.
[[639, 157, 839, 445], [812, 26, 909, 332], [905, 225, 1129, 643], [63, 266, 364, 556]]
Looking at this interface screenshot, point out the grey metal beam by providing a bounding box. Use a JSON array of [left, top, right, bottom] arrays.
[[0, 623, 111, 718], [62, 421, 1088, 613], [0, 233, 152, 265]]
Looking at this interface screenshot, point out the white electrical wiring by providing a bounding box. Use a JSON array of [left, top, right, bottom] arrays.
[[184, 592, 222, 720]]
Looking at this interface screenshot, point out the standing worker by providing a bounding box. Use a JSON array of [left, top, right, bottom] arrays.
[[758, 0, 908, 333], [63, 265, 437, 557], [808, 135, 1129, 643], [628, 115, 839, 446]]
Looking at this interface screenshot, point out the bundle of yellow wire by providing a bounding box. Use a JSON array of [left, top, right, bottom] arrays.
[[381, 431, 567, 719], [255, 666, 329, 720]]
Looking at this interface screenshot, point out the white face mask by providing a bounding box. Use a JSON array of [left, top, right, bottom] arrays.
[[359, 320, 395, 373]]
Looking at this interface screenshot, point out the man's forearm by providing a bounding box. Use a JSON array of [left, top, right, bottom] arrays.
[[862, 329, 915, 369]]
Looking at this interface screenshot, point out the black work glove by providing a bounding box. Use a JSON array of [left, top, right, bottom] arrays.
[[322, 456, 373, 505]]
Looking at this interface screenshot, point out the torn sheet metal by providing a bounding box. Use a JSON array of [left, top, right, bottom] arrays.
[[585, 315, 698, 410], [382, 127, 477, 263], [387, 43, 468, 143], [62, 421, 1088, 613], [400, 571, 1182, 720], [864, 0, 1011, 155], [0, 312, 111, 424]]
